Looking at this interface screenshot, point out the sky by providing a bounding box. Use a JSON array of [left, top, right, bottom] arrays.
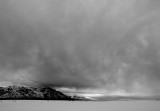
[[0, 0, 160, 97]]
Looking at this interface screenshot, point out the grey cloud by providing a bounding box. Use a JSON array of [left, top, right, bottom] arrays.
[[0, 0, 160, 95]]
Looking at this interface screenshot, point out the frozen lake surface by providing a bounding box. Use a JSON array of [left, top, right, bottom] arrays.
[[0, 100, 160, 111]]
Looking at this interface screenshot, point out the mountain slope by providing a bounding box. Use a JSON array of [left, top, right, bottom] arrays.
[[0, 86, 89, 101]]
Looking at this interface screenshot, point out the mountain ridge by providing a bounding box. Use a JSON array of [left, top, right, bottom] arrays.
[[0, 85, 90, 101]]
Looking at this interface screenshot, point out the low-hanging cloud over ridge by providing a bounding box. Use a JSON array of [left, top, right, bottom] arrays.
[[0, 0, 160, 95]]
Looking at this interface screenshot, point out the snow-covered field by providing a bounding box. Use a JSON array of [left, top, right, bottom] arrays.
[[0, 100, 160, 111]]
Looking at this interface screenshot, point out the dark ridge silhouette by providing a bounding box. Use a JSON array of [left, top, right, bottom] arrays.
[[0, 86, 90, 101]]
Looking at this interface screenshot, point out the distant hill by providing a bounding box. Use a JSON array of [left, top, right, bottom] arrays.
[[0, 86, 90, 101]]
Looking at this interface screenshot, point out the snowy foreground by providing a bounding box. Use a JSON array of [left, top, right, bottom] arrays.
[[0, 100, 160, 111]]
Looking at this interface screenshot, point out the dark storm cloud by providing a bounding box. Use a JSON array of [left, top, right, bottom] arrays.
[[0, 0, 160, 95]]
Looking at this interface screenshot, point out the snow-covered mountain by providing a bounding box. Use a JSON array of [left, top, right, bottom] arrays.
[[0, 86, 90, 101]]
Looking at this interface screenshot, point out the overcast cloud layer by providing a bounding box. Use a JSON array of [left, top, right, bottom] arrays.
[[0, 0, 160, 95]]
